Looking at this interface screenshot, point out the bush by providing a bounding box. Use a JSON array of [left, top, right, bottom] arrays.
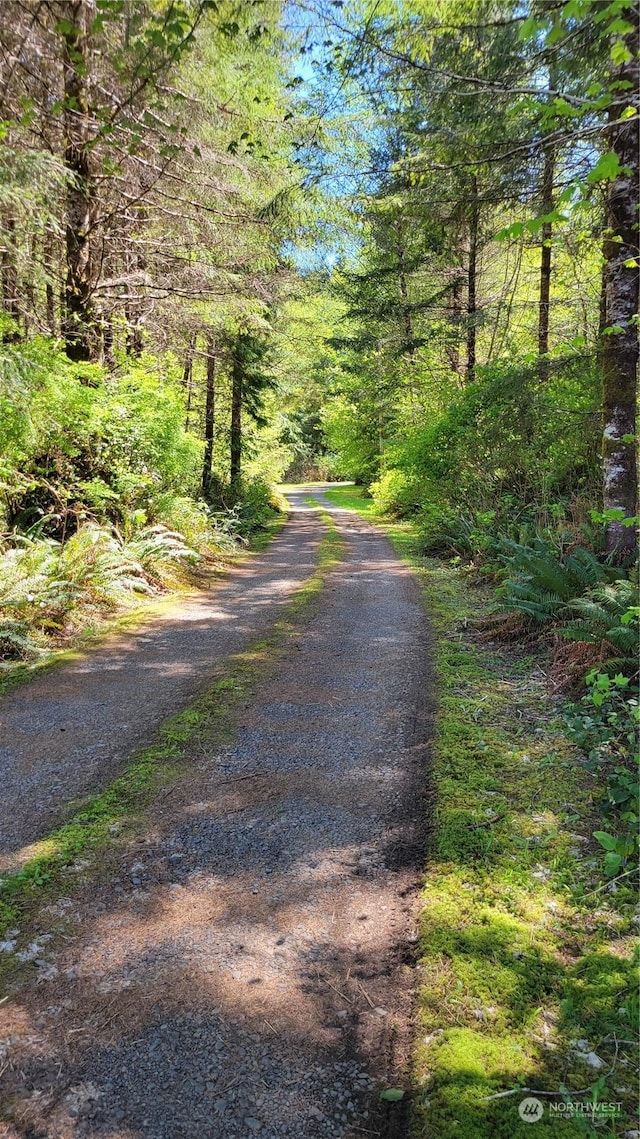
[[370, 469, 420, 516], [565, 671, 639, 877], [208, 478, 284, 540], [0, 340, 201, 535]]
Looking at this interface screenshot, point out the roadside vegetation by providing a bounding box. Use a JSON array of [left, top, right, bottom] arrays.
[[0, 288, 287, 681], [325, 485, 638, 1138]]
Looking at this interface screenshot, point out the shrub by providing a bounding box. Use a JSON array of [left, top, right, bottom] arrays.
[[565, 671, 639, 877], [370, 469, 422, 516]]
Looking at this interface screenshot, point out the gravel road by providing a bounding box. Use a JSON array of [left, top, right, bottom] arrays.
[[0, 496, 323, 866], [1, 489, 433, 1139]]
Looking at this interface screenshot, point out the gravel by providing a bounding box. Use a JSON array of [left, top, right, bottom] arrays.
[[1, 488, 433, 1139]]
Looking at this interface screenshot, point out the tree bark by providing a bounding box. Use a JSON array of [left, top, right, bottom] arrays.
[[1, 215, 19, 339], [44, 226, 57, 334], [230, 346, 243, 487], [202, 336, 215, 496], [538, 146, 554, 378], [602, 9, 639, 556], [466, 174, 478, 383], [447, 272, 464, 375], [61, 1, 97, 361], [183, 333, 196, 432]]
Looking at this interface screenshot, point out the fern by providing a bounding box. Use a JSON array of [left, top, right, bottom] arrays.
[[558, 580, 639, 673], [125, 525, 197, 577], [0, 618, 42, 661], [497, 538, 627, 623]]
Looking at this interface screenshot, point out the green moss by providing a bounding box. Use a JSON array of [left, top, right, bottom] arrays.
[[416, 1027, 587, 1138]]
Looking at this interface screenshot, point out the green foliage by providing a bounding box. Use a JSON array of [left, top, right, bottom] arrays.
[[496, 539, 625, 623], [0, 522, 200, 661], [0, 340, 202, 535], [565, 670, 639, 878], [559, 579, 639, 673], [211, 478, 282, 540]]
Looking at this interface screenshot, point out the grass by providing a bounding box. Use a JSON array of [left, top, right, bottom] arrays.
[[324, 484, 639, 1139], [0, 506, 343, 975]]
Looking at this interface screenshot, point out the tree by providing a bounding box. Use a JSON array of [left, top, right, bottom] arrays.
[[601, 6, 638, 554]]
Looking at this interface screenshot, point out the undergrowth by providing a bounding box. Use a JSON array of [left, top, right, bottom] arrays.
[[324, 484, 639, 1139], [0, 506, 287, 696]]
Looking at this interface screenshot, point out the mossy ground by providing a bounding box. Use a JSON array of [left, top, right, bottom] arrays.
[[0, 508, 343, 981], [324, 485, 638, 1139]]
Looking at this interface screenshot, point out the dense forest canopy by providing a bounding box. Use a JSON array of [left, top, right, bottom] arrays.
[[0, 0, 637, 655]]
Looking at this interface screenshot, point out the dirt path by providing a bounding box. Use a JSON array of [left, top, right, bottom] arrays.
[[0, 490, 433, 1139], [0, 494, 324, 867]]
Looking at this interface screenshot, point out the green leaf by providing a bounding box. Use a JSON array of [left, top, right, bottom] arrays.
[[545, 22, 565, 46], [623, 259, 638, 268], [606, 18, 635, 35], [496, 221, 525, 241], [518, 16, 547, 41], [619, 105, 637, 120], [611, 41, 633, 65], [603, 850, 623, 876], [562, 0, 588, 17], [380, 1089, 405, 1102], [586, 152, 622, 184], [54, 17, 80, 36], [593, 831, 618, 852]]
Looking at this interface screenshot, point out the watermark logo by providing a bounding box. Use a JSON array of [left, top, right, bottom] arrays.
[[519, 1097, 544, 1123], [550, 1102, 622, 1119]]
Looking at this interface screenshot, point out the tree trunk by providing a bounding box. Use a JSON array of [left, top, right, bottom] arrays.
[[396, 236, 415, 361], [446, 272, 464, 375], [538, 146, 554, 378], [102, 314, 115, 370], [183, 333, 196, 432], [466, 174, 478, 383], [230, 347, 243, 487], [602, 10, 639, 556], [202, 336, 215, 496], [1, 215, 19, 339], [44, 226, 57, 334], [61, 1, 96, 362], [124, 217, 148, 357], [125, 304, 144, 358]]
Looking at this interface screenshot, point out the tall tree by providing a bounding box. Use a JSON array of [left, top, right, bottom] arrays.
[[601, 5, 639, 554]]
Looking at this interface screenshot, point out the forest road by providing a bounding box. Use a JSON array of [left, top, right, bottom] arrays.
[[1, 488, 434, 1139], [0, 494, 325, 868]]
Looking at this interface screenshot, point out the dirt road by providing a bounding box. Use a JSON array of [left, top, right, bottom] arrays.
[[0, 494, 323, 867], [0, 489, 433, 1139]]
